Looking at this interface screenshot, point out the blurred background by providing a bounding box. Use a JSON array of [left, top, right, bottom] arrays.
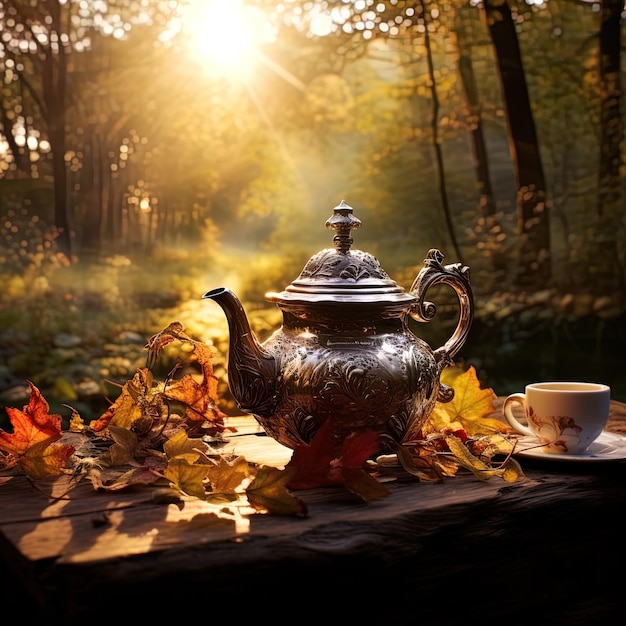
[[1, 0, 624, 426]]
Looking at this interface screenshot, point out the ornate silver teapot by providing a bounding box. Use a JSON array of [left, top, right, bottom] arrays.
[[203, 201, 473, 450]]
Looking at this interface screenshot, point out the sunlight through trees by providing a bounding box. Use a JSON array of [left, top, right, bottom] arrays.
[[0, 0, 623, 295]]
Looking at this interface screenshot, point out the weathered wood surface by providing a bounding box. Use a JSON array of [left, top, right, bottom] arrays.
[[1, 399, 626, 625]]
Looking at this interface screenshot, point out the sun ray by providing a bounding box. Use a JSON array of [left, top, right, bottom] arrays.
[[257, 50, 306, 92]]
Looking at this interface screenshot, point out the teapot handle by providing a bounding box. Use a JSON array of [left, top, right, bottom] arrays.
[[407, 249, 474, 368]]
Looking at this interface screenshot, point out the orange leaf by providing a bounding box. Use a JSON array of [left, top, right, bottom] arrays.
[[0, 381, 75, 478], [0, 381, 63, 455], [163, 340, 227, 432]]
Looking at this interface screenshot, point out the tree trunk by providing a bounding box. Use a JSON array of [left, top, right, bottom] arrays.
[[44, 0, 72, 258], [47, 90, 71, 259], [594, 0, 624, 292], [458, 54, 497, 219], [458, 52, 508, 282], [484, 0, 550, 288], [78, 130, 104, 254], [597, 0, 622, 218]]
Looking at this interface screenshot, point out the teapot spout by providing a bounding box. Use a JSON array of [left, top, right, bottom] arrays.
[[202, 287, 278, 417]]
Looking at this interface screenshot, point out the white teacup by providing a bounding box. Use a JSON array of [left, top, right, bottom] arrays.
[[502, 382, 611, 454]]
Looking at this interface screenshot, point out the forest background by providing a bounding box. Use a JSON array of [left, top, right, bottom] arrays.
[[0, 0, 625, 427]]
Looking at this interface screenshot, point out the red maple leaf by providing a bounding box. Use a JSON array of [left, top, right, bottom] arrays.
[[285, 420, 387, 500], [285, 419, 336, 489], [0, 381, 75, 478]]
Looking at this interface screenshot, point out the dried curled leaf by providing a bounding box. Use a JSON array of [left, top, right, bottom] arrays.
[[445, 435, 521, 482], [145, 322, 191, 368], [395, 366, 523, 484], [90, 369, 162, 432]]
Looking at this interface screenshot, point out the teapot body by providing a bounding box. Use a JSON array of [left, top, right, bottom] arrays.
[[245, 306, 442, 449], [204, 202, 474, 452]]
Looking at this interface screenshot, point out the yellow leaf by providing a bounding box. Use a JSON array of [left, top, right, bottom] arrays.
[[341, 467, 390, 501], [164, 457, 210, 499], [90, 369, 163, 432], [246, 465, 307, 516], [20, 440, 76, 479], [440, 365, 466, 386], [206, 455, 250, 493], [107, 425, 138, 466], [501, 458, 524, 483], [445, 435, 524, 483], [163, 429, 208, 463], [426, 366, 503, 437], [67, 406, 85, 432], [445, 435, 493, 477]]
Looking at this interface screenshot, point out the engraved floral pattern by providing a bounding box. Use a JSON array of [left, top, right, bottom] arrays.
[[255, 329, 440, 449], [300, 249, 388, 282], [527, 405, 583, 452]]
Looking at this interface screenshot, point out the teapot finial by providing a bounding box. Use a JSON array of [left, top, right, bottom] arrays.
[[325, 200, 361, 254]]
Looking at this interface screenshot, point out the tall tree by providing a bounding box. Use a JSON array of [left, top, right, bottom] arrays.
[[483, 0, 551, 288], [597, 0, 622, 221], [454, 3, 508, 285], [0, 0, 71, 255], [0, 0, 181, 258], [455, 5, 497, 220], [592, 0, 624, 292]]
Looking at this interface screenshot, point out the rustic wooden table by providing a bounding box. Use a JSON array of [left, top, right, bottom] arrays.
[[1, 399, 626, 625]]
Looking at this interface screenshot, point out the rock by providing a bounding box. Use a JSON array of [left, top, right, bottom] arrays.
[[53, 333, 83, 349], [115, 331, 146, 345], [0, 383, 30, 404], [75, 379, 102, 397]]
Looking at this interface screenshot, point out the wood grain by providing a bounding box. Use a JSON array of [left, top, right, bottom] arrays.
[[2, 401, 626, 624]]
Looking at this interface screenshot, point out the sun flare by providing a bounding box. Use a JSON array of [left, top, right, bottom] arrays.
[[181, 0, 269, 80]]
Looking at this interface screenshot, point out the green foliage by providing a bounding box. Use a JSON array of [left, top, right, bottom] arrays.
[[1, 0, 625, 422]]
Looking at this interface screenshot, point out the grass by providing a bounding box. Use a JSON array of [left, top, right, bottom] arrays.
[[2, 231, 625, 433]]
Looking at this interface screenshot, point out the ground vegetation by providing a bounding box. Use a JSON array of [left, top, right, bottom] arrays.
[[1, 0, 624, 424]]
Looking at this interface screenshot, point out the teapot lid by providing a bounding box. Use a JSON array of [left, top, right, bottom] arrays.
[[266, 201, 416, 305]]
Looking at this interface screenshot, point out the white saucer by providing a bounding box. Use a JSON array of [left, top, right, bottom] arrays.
[[513, 431, 626, 462]]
